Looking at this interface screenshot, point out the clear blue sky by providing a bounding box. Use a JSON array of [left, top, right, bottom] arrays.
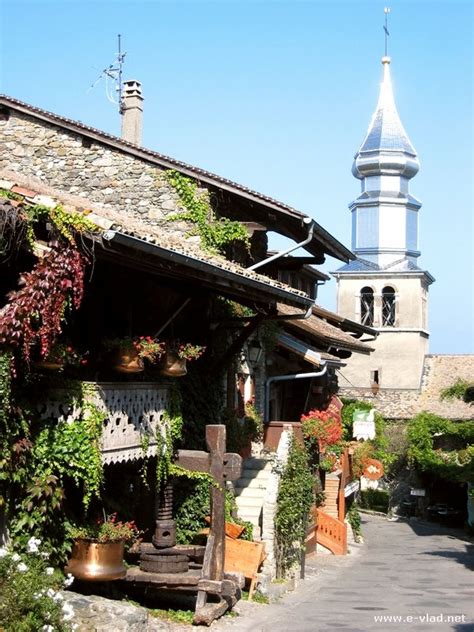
[[1, 0, 472, 354]]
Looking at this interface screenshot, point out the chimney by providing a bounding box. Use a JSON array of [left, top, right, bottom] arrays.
[[121, 80, 143, 145]]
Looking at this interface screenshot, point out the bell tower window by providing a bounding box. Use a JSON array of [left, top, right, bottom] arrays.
[[360, 287, 374, 326], [382, 286, 396, 326]]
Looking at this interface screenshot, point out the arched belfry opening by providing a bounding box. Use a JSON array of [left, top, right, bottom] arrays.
[[360, 287, 374, 326], [382, 286, 396, 326]]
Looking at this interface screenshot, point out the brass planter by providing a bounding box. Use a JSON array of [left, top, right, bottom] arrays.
[[65, 539, 126, 581], [113, 349, 144, 374], [160, 352, 187, 377]]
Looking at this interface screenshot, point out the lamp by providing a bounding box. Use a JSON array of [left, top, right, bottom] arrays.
[[247, 339, 263, 365]]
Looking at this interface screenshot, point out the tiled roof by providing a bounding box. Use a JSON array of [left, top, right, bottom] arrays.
[[277, 303, 374, 355], [0, 169, 312, 307], [0, 94, 354, 263]]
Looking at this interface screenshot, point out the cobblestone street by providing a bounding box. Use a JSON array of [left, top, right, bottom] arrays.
[[211, 514, 474, 632]]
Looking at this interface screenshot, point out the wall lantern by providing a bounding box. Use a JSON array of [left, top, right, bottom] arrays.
[[247, 339, 263, 365]]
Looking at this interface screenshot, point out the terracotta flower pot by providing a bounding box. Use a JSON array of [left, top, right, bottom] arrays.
[[65, 539, 126, 581], [160, 352, 187, 377]]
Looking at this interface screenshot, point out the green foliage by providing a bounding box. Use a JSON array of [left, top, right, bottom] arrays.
[[440, 379, 474, 403], [274, 439, 314, 578], [359, 489, 389, 513], [0, 539, 75, 631], [346, 504, 362, 541], [222, 404, 263, 454], [164, 170, 250, 255], [407, 412, 474, 483], [173, 475, 249, 544], [24, 203, 99, 247], [149, 607, 195, 625], [341, 398, 394, 471], [155, 384, 184, 489], [4, 381, 105, 563]]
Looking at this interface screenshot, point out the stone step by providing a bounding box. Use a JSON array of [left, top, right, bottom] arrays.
[[242, 458, 272, 470], [234, 476, 270, 490], [235, 495, 263, 509], [234, 487, 266, 499]]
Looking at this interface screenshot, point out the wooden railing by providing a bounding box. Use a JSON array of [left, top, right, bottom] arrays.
[[315, 508, 347, 556], [338, 447, 354, 522]]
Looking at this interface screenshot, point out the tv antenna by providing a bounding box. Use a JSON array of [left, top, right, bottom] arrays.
[[383, 7, 391, 57], [88, 34, 126, 113]]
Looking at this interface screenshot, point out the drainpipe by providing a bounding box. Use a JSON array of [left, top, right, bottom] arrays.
[[264, 364, 327, 424], [247, 217, 315, 271]]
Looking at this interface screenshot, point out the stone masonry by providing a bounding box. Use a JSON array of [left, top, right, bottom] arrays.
[[0, 110, 201, 243], [340, 354, 474, 420]]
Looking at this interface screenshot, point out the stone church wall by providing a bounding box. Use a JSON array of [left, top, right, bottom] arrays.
[[340, 354, 474, 421]]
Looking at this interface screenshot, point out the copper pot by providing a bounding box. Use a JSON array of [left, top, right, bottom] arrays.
[[160, 352, 187, 377], [113, 348, 144, 373], [65, 539, 126, 581]]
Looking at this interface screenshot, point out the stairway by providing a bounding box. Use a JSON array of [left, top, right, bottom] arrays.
[[233, 457, 272, 539], [322, 473, 341, 519]]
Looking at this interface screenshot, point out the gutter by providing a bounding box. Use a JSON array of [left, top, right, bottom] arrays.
[[264, 364, 328, 424], [247, 218, 315, 271]]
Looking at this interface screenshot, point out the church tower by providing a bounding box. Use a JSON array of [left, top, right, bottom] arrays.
[[333, 54, 434, 391]]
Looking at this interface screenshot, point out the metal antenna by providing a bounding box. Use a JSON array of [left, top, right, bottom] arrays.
[[383, 7, 391, 57], [87, 34, 127, 113]]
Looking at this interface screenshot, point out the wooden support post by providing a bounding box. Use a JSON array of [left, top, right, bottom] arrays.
[[176, 425, 242, 625]]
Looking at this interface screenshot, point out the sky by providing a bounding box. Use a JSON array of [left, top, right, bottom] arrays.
[[0, 0, 472, 354]]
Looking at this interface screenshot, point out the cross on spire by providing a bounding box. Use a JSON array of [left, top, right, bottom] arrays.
[[384, 7, 391, 57]]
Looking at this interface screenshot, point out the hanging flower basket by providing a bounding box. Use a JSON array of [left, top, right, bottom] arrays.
[[160, 351, 187, 377], [113, 348, 144, 373]]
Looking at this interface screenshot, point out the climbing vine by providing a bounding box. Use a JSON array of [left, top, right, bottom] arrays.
[[440, 379, 474, 404], [164, 170, 250, 255], [274, 439, 314, 578]]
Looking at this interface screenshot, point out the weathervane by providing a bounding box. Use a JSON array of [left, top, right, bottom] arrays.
[[383, 7, 391, 57], [88, 34, 126, 113]]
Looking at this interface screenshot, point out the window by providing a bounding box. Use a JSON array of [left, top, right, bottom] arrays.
[[360, 287, 374, 326], [382, 286, 396, 326]]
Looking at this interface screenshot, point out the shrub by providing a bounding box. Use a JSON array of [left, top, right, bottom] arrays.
[[0, 537, 75, 631], [359, 489, 389, 514]]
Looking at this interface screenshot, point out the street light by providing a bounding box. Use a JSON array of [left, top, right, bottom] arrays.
[[247, 339, 263, 365]]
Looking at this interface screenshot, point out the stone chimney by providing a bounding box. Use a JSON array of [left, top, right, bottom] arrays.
[[121, 80, 143, 145]]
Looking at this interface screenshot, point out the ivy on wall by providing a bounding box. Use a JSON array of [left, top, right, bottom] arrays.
[[407, 412, 474, 483], [164, 170, 250, 255]]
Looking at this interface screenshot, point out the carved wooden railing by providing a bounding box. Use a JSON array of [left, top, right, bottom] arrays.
[[315, 508, 347, 556], [338, 447, 354, 522], [39, 382, 171, 464]]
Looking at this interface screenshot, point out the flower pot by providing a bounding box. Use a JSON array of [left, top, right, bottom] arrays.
[[65, 539, 126, 581], [113, 349, 144, 373], [160, 352, 187, 377]]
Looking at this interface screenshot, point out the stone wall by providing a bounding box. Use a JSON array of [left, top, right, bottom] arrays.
[[340, 354, 474, 420], [0, 110, 199, 242]]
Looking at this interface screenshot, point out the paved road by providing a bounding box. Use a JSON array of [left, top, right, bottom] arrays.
[[211, 514, 474, 632]]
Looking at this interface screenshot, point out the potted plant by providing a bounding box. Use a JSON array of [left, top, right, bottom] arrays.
[[66, 513, 140, 581], [161, 342, 206, 377], [35, 342, 85, 371], [105, 336, 165, 373]]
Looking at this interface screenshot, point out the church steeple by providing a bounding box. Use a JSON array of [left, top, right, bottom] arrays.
[[349, 55, 422, 268], [352, 56, 420, 180]]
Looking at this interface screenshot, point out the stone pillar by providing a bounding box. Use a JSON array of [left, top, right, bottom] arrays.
[[121, 80, 143, 145]]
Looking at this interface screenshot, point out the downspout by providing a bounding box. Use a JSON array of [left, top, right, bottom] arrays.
[[264, 364, 327, 424], [247, 217, 315, 271]]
